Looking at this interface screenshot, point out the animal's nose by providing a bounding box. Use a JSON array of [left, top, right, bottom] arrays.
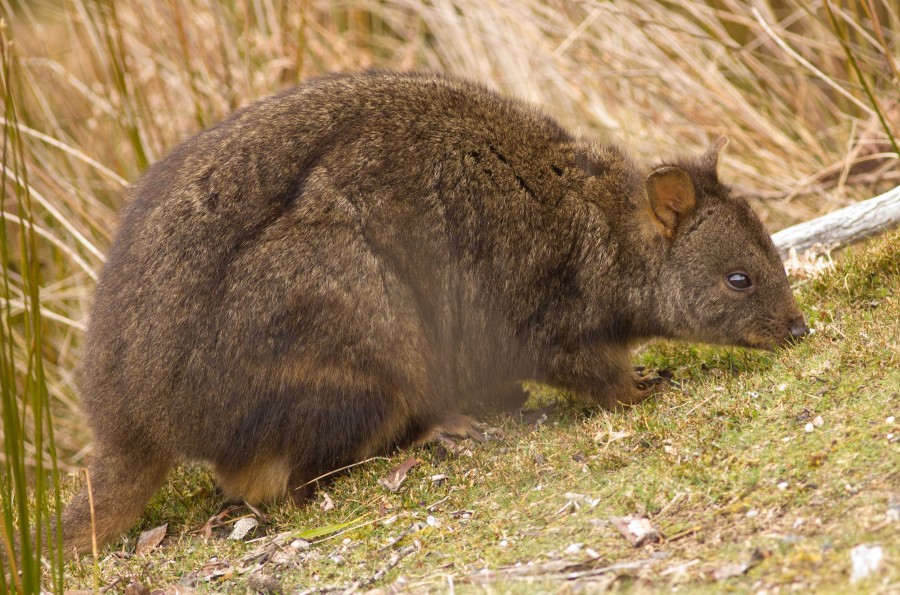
[[789, 315, 809, 341]]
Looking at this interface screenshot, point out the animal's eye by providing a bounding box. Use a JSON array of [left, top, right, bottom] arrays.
[[725, 272, 753, 291]]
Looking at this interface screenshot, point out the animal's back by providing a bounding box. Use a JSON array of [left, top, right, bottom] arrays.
[[82, 72, 578, 464]]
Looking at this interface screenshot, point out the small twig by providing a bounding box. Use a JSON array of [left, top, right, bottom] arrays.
[[660, 558, 701, 576], [665, 525, 702, 542], [86, 468, 100, 594], [244, 501, 267, 523], [377, 521, 422, 553], [364, 544, 417, 587], [427, 495, 451, 512], [426, 488, 456, 512], [98, 576, 121, 593], [682, 394, 717, 417], [293, 456, 390, 492], [303, 545, 418, 594], [654, 491, 685, 518], [458, 558, 655, 584]]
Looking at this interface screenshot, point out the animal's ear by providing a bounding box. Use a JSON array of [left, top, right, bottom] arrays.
[[645, 166, 696, 238], [701, 135, 729, 173]]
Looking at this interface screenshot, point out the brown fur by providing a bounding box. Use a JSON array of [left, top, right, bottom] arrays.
[[60, 71, 806, 556]]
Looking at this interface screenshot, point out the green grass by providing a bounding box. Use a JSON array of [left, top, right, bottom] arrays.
[[55, 228, 899, 593]]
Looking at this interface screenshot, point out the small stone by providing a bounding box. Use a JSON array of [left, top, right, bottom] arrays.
[[887, 416, 895, 424], [609, 515, 662, 547], [850, 544, 883, 584], [804, 423, 814, 433], [426, 515, 441, 527], [290, 539, 310, 550], [227, 517, 258, 540], [777, 482, 789, 490]]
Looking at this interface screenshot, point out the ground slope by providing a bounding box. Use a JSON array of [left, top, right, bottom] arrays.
[[62, 229, 899, 593]]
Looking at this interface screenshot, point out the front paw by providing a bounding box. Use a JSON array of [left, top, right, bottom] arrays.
[[628, 373, 669, 404], [598, 372, 669, 409]]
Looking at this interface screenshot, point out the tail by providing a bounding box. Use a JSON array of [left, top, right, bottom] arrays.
[[60, 446, 170, 558]]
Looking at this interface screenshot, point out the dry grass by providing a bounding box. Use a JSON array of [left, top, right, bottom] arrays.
[[0, 0, 897, 542]]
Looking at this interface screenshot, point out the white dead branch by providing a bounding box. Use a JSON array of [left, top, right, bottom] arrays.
[[771, 184, 900, 260]]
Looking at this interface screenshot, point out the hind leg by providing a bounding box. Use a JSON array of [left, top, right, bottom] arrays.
[[213, 454, 292, 504], [277, 379, 457, 505], [60, 444, 170, 558], [413, 411, 486, 444]]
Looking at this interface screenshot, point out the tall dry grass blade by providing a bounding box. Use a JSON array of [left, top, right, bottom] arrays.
[[860, 0, 899, 82], [0, 22, 64, 593], [97, 0, 150, 169], [823, 0, 900, 158], [0, 119, 128, 187]]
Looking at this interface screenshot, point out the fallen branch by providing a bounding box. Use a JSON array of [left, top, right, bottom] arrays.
[[771, 184, 900, 260]]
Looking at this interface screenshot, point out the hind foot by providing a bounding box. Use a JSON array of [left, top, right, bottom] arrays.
[[415, 412, 486, 444]]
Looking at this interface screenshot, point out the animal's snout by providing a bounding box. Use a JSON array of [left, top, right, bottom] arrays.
[[788, 315, 809, 342]]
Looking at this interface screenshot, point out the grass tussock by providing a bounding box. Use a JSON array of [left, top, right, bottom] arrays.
[[0, 0, 897, 591]]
